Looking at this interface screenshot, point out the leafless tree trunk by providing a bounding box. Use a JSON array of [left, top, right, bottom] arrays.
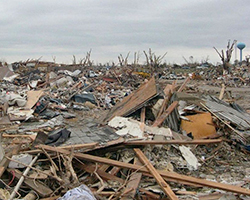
[[214, 40, 237, 73], [133, 51, 140, 67], [143, 48, 167, 75], [118, 52, 130, 67]]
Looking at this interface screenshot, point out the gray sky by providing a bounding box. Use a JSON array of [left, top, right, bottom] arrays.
[[0, 0, 249, 65]]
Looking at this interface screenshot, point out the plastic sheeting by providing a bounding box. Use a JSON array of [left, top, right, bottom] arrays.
[[57, 184, 96, 200]]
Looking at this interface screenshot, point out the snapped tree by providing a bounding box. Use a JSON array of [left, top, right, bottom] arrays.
[[213, 40, 237, 73], [143, 48, 167, 75]]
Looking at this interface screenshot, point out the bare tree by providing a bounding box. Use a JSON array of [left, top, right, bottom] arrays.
[[182, 56, 189, 65], [143, 48, 167, 75], [78, 49, 93, 66], [118, 52, 130, 67], [201, 55, 209, 64], [213, 40, 237, 73], [72, 55, 76, 65], [52, 56, 56, 63], [133, 51, 140, 67]]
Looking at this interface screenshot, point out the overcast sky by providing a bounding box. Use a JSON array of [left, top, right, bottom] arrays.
[[0, 0, 249, 65]]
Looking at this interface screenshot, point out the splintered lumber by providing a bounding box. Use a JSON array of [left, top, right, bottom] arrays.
[[156, 96, 169, 118], [152, 101, 179, 127], [25, 90, 44, 109], [78, 163, 124, 184], [38, 145, 250, 196], [109, 166, 121, 176], [177, 77, 190, 92], [103, 77, 158, 122], [134, 148, 178, 200], [140, 107, 146, 132], [121, 158, 142, 200], [58, 142, 98, 150], [139, 188, 161, 199], [124, 139, 223, 145], [2, 134, 37, 141]]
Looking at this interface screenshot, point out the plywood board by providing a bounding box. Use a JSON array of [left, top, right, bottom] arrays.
[[181, 112, 216, 139], [103, 77, 158, 123], [25, 90, 45, 109]]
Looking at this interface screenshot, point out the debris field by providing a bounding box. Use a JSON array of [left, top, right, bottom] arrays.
[[0, 60, 250, 200]]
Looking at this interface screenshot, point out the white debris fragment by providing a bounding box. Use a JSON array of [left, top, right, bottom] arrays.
[[108, 116, 144, 138], [179, 145, 199, 170]]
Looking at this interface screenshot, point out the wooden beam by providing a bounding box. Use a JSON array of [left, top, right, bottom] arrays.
[[37, 145, 250, 196], [134, 148, 178, 200], [2, 134, 36, 141], [58, 142, 98, 150], [121, 158, 142, 200], [152, 101, 179, 127], [139, 188, 161, 200], [177, 77, 190, 92], [109, 166, 121, 176], [140, 107, 146, 132], [78, 163, 124, 184], [156, 97, 169, 118], [124, 139, 223, 145]]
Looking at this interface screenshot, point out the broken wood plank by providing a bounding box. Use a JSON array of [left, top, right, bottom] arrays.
[[121, 158, 142, 200], [2, 134, 37, 141], [25, 90, 45, 109], [103, 77, 158, 123], [134, 148, 178, 200], [152, 101, 179, 127], [77, 163, 124, 184], [156, 96, 169, 119], [58, 142, 98, 150], [177, 77, 190, 92], [140, 107, 146, 132], [198, 192, 223, 200], [139, 188, 161, 200], [109, 166, 121, 176], [27, 137, 123, 155], [38, 144, 250, 196], [124, 139, 223, 145], [176, 190, 196, 195]]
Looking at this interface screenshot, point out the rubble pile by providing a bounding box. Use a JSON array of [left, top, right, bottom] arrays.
[[0, 62, 250, 200]]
